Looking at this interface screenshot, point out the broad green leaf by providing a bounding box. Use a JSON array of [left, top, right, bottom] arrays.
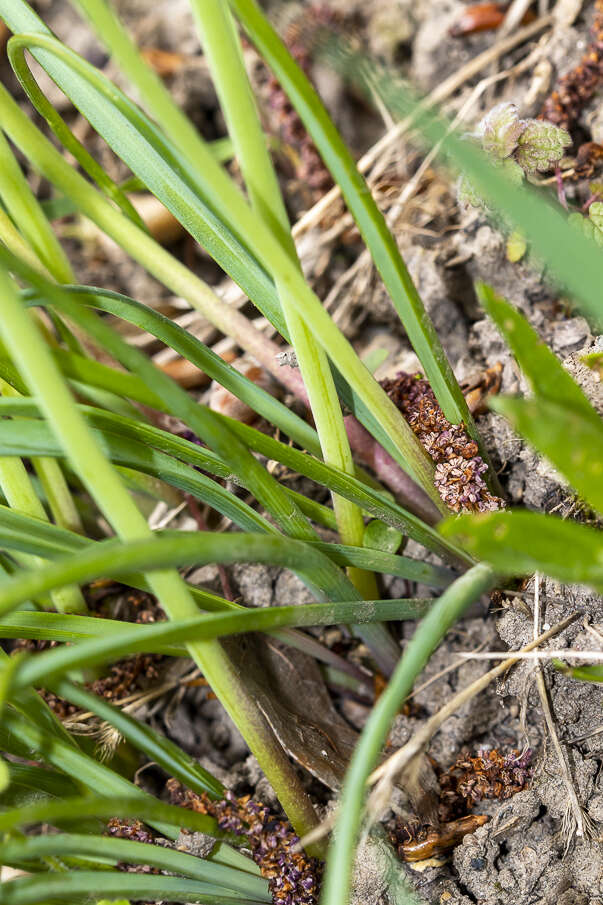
[[492, 396, 603, 514], [440, 510, 603, 592], [476, 283, 601, 425]]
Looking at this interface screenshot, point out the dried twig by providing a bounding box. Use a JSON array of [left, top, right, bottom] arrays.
[[531, 575, 590, 842], [367, 613, 579, 804], [458, 649, 603, 661], [298, 612, 579, 851], [292, 14, 554, 239]]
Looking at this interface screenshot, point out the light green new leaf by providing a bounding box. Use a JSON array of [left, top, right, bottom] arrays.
[[440, 510, 603, 592], [492, 396, 603, 514], [476, 283, 601, 425]]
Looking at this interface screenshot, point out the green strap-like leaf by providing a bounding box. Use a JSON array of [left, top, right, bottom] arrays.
[[0, 419, 276, 535], [228, 0, 475, 439], [320, 562, 497, 904], [0, 19, 436, 500], [0, 395, 466, 563], [0, 834, 270, 902], [1, 598, 431, 679], [440, 510, 603, 592], [477, 283, 601, 425], [21, 282, 321, 455], [492, 396, 603, 514], [0, 871, 257, 905]]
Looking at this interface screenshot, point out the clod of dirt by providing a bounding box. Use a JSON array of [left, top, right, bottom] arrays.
[[412, 0, 481, 92], [452, 789, 603, 904], [350, 826, 418, 905]]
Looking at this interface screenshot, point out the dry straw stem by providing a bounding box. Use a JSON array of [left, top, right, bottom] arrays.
[[367, 611, 580, 808], [531, 574, 588, 841], [297, 611, 579, 852], [291, 13, 554, 240], [459, 650, 603, 661]]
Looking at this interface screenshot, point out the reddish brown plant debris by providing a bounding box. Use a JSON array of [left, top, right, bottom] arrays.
[[461, 362, 503, 416], [106, 817, 156, 845], [106, 818, 160, 874], [573, 140, 603, 181], [381, 371, 504, 513], [449, 2, 535, 39], [389, 748, 532, 862], [438, 747, 533, 821], [89, 652, 164, 701], [390, 813, 490, 862], [167, 779, 322, 905], [140, 47, 187, 77], [261, 6, 344, 200], [540, 0, 603, 132]]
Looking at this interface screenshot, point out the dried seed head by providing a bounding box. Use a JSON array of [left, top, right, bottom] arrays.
[[381, 372, 504, 513], [540, 0, 603, 132], [515, 119, 571, 174], [167, 781, 322, 904]]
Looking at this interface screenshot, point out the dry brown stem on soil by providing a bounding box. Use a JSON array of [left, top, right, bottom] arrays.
[[299, 612, 580, 852], [366, 612, 580, 811]]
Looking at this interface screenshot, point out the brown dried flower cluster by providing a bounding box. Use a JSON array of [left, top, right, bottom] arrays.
[[388, 748, 532, 861], [105, 818, 160, 874], [106, 817, 156, 844], [381, 372, 503, 512], [167, 780, 322, 905], [88, 651, 163, 701], [540, 0, 603, 132], [439, 747, 533, 821]]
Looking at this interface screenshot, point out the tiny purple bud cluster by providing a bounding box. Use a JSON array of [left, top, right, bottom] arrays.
[[381, 372, 503, 513], [167, 781, 322, 905]]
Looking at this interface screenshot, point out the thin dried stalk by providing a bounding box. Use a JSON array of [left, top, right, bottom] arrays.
[[367, 612, 579, 805]]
